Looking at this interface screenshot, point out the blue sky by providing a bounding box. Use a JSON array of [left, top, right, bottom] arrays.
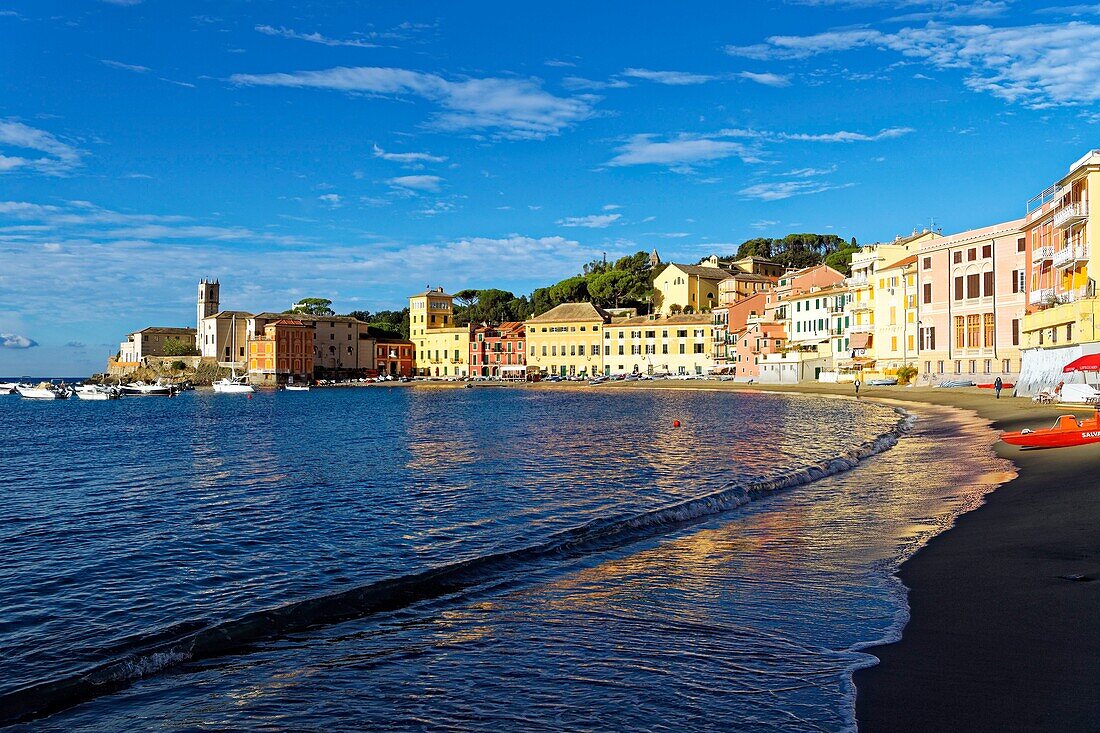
[[1, 0, 1098, 374]]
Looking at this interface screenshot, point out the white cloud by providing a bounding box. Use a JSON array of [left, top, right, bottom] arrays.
[[782, 165, 838, 176], [372, 143, 446, 165], [102, 59, 150, 73], [387, 174, 443, 192], [544, 59, 577, 67], [1, 333, 37, 349], [727, 21, 1100, 108], [230, 66, 596, 139], [255, 25, 379, 48], [557, 213, 622, 228], [100, 0, 143, 5], [560, 76, 633, 91], [750, 219, 780, 229], [0, 120, 82, 175], [606, 133, 760, 171], [602, 204, 622, 210], [739, 180, 856, 201], [737, 71, 793, 87], [621, 68, 718, 85], [1037, 5, 1100, 16], [778, 127, 914, 142], [318, 193, 343, 207]]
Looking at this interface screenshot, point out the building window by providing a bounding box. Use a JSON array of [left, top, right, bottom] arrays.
[[954, 276, 964, 300], [1002, 359, 1011, 373], [967, 248, 977, 261], [982, 244, 992, 258], [923, 282, 932, 304], [955, 360, 962, 374], [923, 256, 931, 270], [937, 360, 944, 373], [983, 313, 994, 348], [1011, 319, 1020, 346], [983, 271, 994, 297], [955, 316, 966, 349], [1068, 323, 1074, 341], [1017, 237, 1026, 253], [967, 314, 981, 348], [969, 360, 977, 374], [966, 273, 980, 299]]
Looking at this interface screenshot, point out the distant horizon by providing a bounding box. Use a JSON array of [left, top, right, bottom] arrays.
[[3, 0, 1098, 374]]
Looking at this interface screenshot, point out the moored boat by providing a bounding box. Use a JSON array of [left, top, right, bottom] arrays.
[[119, 381, 175, 397], [0, 382, 17, 394], [16, 382, 69, 400], [284, 383, 310, 391], [213, 375, 254, 393], [74, 384, 121, 400], [1001, 411, 1100, 448]]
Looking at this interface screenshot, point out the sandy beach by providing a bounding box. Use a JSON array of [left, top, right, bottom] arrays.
[[584, 379, 1100, 731]]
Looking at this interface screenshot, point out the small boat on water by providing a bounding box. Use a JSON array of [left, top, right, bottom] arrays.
[[74, 384, 120, 401], [120, 381, 175, 397], [16, 382, 69, 400], [1001, 411, 1100, 449], [0, 382, 17, 394], [212, 314, 254, 394], [284, 384, 310, 391]]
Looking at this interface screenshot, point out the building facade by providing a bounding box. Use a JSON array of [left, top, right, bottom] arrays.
[[250, 313, 376, 377], [409, 288, 470, 377], [525, 302, 609, 377], [652, 256, 732, 315], [916, 219, 1026, 381], [470, 322, 526, 378], [602, 314, 715, 376], [200, 310, 252, 367], [247, 319, 314, 386], [375, 338, 415, 377], [119, 326, 198, 364], [1019, 150, 1100, 394]]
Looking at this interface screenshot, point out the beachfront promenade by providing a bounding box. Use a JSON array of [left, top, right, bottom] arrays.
[[592, 379, 1100, 732]]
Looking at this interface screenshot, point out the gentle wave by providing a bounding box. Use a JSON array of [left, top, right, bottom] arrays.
[[0, 408, 912, 726]]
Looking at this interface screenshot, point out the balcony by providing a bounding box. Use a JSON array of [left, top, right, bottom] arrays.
[[1032, 245, 1054, 263], [848, 300, 872, 312], [844, 276, 869, 289], [1053, 244, 1089, 270], [1029, 288, 1055, 306], [1053, 202, 1088, 230]]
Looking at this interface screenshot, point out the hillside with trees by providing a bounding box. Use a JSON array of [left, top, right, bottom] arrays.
[[720, 233, 860, 275]]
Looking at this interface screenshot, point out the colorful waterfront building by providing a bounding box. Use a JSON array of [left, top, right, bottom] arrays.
[[118, 326, 197, 364], [470, 322, 526, 379], [603, 314, 716, 376], [409, 287, 471, 378], [525, 302, 609, 378], [250, 313, 376, 377], [716, 257, 784, 305], [842, 230, 939, 376], [760, 267, 847, 383], [1019, 150, 1100, 393], [867, 254, 919, 374], [247, 319, 314, 386], [652, 256, 732, 315], [916, 219, 1026, 382], [714, 291, 786, 380], [375, 337, 415, 377]]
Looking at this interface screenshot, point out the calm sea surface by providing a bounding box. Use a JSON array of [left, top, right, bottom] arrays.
[[0, 386, 1010, 731]]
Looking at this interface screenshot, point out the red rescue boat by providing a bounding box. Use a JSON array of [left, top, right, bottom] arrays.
[[1001, 411, 1100, 448]]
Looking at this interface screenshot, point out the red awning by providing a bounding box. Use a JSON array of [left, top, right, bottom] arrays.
[[1062, 354, 1100, 372], [850, 332, 872, 349]]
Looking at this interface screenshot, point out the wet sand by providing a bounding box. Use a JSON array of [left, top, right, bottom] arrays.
[[589, 379, 1100, 731]]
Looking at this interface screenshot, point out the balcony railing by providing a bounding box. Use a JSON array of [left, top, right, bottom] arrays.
[[1053, 201, 1088, 230], [848, 300, 872, 312], [1029, 288, 1054, 305], [844, 276, 869, 288], [1032, 245, 1054, 263], [1053, 244, 1089, 270]]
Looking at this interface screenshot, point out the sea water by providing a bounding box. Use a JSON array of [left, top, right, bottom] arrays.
[[0, 387, 1010, 731]]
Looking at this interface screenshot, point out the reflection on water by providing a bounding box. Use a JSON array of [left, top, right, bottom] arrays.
[[0, 387, 997, 732]]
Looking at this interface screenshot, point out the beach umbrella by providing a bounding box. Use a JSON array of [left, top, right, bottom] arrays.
[[1062, 354, 1100, 372]]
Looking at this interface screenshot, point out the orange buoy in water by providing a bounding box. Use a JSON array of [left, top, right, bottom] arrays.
[[673, 419, 681, 428]]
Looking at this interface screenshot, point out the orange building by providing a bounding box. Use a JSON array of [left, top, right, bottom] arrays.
[[247, 319, 314, 386], [375, 338, 415, 377]]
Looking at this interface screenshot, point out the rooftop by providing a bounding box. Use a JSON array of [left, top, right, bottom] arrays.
[[527, 302, 611, 323]]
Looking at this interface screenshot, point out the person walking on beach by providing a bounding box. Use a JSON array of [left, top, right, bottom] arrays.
[[854, 378, 861, 397], [994, 376, 1003, 399]]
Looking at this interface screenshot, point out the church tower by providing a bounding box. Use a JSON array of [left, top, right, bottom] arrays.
[[197, 279, 220, 333]]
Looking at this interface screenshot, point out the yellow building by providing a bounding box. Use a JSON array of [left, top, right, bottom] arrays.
[[409, 287, 471, 377], [602, 314, 716, 376], [1022, 150, 1100, 351], [525, 302, 609, 377], [652, 255, 732, 315], [869, 254, 919, 372], [844, 230, 939, 371]]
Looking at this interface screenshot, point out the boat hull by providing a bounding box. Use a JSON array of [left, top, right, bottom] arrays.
[[120, 386, 173, 397], [1002, 413, 1100, 448], [16, 387, 60, 400], [212, 382, 254, 394]]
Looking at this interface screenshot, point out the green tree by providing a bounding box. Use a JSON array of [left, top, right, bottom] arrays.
[[288, 298, 335, 316], [163, 338, 199, 356]]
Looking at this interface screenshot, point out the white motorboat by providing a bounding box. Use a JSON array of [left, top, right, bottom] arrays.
[[212, 314, 254, 393], [0, 382, 17, 394], [119, 381, 175, 397], [16, 382, 68, 400], [285, 383, 310, 391], [74, 384, 120, 400], [212, 375, 254, 393]]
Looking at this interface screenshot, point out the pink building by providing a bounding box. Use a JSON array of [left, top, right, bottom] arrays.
[[915, 219, 1026, 379]]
